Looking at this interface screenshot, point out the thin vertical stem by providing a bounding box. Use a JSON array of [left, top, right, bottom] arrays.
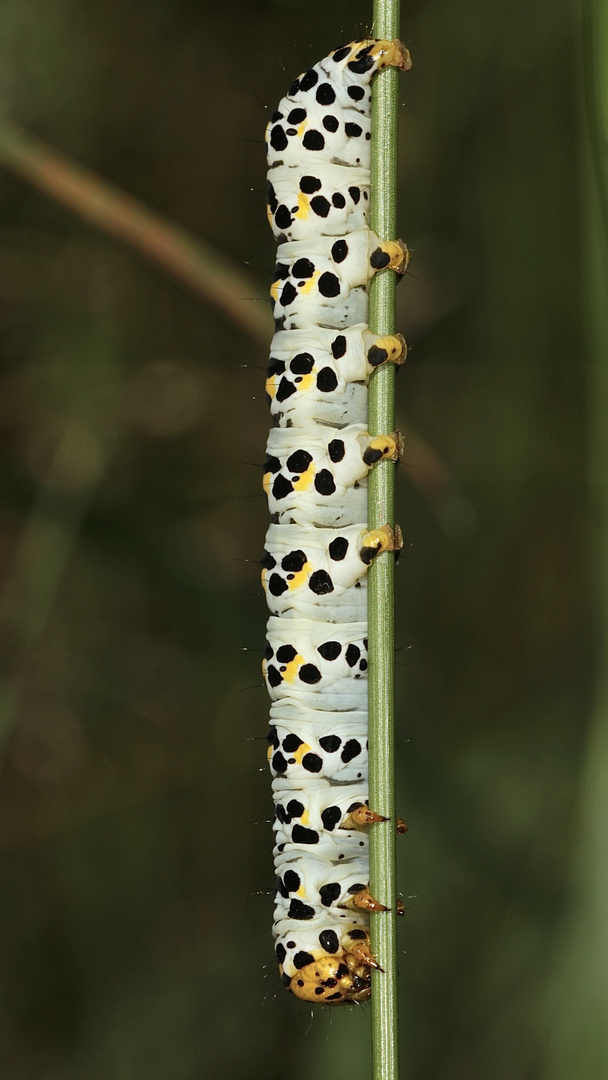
[[368, 3, 402, 1080]]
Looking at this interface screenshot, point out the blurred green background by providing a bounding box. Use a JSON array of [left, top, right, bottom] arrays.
[[0, 0, 605, 1077]]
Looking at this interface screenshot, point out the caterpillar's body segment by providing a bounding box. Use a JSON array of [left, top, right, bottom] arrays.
[[270, 229, 408, 332], [267, 324, 406, 429], [264, 423, 398, 528], [264, 616, 368, 709], [267, 164, 370, 244], [262, 37, 409, 1004], [268, 704, 368, 783]]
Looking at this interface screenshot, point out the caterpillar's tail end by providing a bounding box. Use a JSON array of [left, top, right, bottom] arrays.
[[288, 952, 373, 1005]]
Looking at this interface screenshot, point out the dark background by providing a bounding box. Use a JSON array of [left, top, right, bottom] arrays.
[[0, 0, 603, 1077]]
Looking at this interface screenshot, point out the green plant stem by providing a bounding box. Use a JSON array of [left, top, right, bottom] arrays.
[[368, 3, 402, 1080], [0, 120, 272, 345]]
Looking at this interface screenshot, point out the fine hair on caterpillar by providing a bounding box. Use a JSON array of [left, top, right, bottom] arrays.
[[261, 37, 411, 1005]]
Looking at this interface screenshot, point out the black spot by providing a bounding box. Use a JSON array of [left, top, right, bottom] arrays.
[[370, 248, 390, 270], [347, 54, 375, 75], [311, 195, 331, 218], [288, 898, 315, 922], [276, 644, 297, 664], [292, 257, 315, 279], [266, 665, 282, 688], [331, 240, 348, 263], [288, 79, 300, 95], [290, 352, 315, 374], [270, 126, 288, 151], [321, 805, 342, 831], [347, 800, 364, 813], [345, 644, 361, 667], [287, 107, 306, 123], [280, 281, 298, 307], [331, 334, 347, 358], [284, 872, 301, 895], [362, 445, 384, 465], [319, 929, 340, 954], [367, 345, 388, 367], [348, 928, 367, 940], [299, 69, 318, 91], [262, 640, 273, 661], [270, 110, 283, 122], [292, 824, 319, 844], [269, 573, 288, 596], [300, 175, 322, 193], [332, 192, 346, 208], [275, 205, 293, 230], [272, 474, 294, 500], [328, 439, 345, 462], [302, 130, 325, 151], [267, 726, 279, 748], [348, 85, 365, 101], [328, 536, 348, 561], [273, 261, 290, 281], [318, 272, 340, 298], [276, 942, 287, 963], [322, 115, 339, 133], [286, 798, 305, 818], [266, 182, 278, 213], [281, 549, 307, 572], [348, 883, 366, 894], [309, 569, 334, 594], [359, 543, 378, 566], [318, 641, 342, 661], [286, 128, 297, 137], [316, 83, 336, 105], [282, 972, 292, 986], [317, 367, 338, 392], [263, 455, 281, 476], [261, 550, 276, 570], [341, 739, 361, 762], [299, 664, 321, 684], [286, 448, 313, 474], [332, 45, 350, 63], [267, 357, 285, 377], [319, 882, 341, 906], [276, 377, 296, 402], [319, 734, 341, 752], [345, 122, 363, 138], [348, 186, 361, 205], [302, 752, 323, 773], [360, 659, 368, 671], [283, 733, 303, 752], [274, 804, 287, 825], [272, 751, 288, 773], [314, 470, 336, 496]]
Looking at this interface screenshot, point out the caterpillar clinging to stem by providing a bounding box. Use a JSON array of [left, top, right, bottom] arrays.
[[262, 37, 411, 1005]]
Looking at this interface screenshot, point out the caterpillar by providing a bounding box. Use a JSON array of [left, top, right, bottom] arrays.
[[262, 38, 410, 1005]]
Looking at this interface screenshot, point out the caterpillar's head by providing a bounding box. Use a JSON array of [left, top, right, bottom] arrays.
[[330, 38, 412, 76], [288, 952, 372, 1005]]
